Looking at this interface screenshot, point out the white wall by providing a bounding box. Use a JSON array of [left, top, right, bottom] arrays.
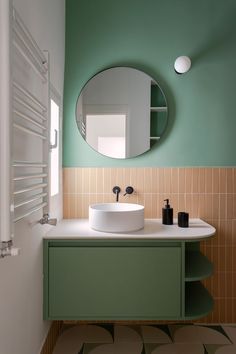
[[0, 1, 65, 354]]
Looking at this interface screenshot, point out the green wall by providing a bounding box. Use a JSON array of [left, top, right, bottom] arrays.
[[63, 0, 236, 167]]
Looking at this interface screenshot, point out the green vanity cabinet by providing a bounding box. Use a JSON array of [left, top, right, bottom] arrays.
[[43, 238, 213, 321], [44, 240, 182, 320]]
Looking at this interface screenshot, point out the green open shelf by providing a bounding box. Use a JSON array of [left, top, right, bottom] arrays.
[[185, 251, 213, 281], [185, 281, 213, 320]]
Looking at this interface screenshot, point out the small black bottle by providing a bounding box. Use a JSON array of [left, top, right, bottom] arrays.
[[162, 199, 173, 225]]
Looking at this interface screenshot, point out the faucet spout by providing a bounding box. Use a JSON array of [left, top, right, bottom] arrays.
[[112, 186, 121, 202]]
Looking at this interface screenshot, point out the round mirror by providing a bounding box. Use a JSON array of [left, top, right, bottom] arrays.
[[76, 67, 168, 159]]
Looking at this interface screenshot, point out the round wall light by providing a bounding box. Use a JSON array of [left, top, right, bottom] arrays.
[[174, 56, 191, 74]]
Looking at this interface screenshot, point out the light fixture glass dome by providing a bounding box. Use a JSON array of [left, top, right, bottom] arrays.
[[174, 56, 191, 74]]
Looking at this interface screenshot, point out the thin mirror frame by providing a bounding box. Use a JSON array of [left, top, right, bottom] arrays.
[[75, 66, 168, 159]]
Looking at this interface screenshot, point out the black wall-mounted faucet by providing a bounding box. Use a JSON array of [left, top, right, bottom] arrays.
[[124, 186, 134, 196], [112, 186, 121, 202]]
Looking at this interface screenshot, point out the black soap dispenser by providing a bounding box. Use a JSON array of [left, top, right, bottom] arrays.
[[162, 199, 173, 225]]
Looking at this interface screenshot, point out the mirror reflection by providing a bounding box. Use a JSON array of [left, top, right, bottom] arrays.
[[76, 67, 168, 159]]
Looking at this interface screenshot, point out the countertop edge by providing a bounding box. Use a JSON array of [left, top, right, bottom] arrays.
[[44, 218, 216, 241]]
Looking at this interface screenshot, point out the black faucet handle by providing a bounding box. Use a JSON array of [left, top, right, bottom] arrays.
[[112, 186, 121, 194], [112, 186, 121, 202], [124, 186, 134, 196]]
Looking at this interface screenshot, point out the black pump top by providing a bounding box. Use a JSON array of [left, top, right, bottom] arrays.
[[164, 199, 171, 208]]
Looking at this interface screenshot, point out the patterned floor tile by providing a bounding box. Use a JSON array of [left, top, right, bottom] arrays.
[[169, 325, 231, 344], [52, 326, 83, 354], [114, 325, 143, 342], [221, 326, 236, 344], [205, 344, 236, 354], [140, 325, 172, 343], [52, 324, 235, 353], [83, 342, 144, 354], [144, 343, 205, 354], [52, 325, 113, 354]]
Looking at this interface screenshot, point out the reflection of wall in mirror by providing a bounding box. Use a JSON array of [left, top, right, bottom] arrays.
[[86, 114, 126, 158], [82, 68, 151, 157], [98, 137, 125, 158]]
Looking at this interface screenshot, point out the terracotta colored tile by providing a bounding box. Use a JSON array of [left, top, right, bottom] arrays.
[[199, 194, 206, 219], [136, 168, 145, 194], [232, 247, 236, 272], [233, 272, 236, 297], [213, 168, 220, 194], [178, 168, 185, 193], [192, 168, 200, 193], [130, 168, 137, 191], [219, 194, 227, 220], [185, 194, 192, 217], [185, 168, 193, 193], [103, 168, 111, 193], [63, 168, 69, 194], [234, 168, 236, 193], [219, 299, 227, 323], [151, 168, 159, 193], [144, 168, 152, 193], [226, 299, 234, 323], [191, 194, 200, 217], [211, 246, 219, 272], [121, 193, 138, 204], [178, 194, 186, 214], [114, 168, 126, 190], [82, 195, 90, 218], [63, 194, 70, 218], [144, 194, 152, 218], [225, 272, 233, 298], [170, 194, 178, 218], [205, 168, 213, 194], [211, 299, 220, 323], [233, 194, 236, 219], [163, 168, 171, 194], [82, 168, 90, 193], [159, 168, 165, 193], [233, 220, 236, 245], [69, 168, 76, 194], [137, 193, 144, 208], [69, 195, 77, 218], [152, 194, 160, 218], [219, 168, 227, 193], [199, 169, 205, 193], [75, 168, 83, 193], [203, 194, 213, 219], [96, 168, 104, 195], [226, 168, 234, 194], [212, 194, 220, 220], [88, 168, 97, 193], [171, 168, 179, 193]]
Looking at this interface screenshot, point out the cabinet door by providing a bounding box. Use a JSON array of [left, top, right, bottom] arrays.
[[48, 246, 181, 320]]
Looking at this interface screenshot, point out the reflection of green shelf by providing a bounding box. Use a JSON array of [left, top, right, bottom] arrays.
[[185, 281, 214, 320], [185, 251, 213, 281], [150, 107, 167, 112], [150, 111, 167, 137]]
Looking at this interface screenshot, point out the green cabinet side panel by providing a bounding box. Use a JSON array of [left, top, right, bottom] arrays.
[[48, 246, 181, 320]]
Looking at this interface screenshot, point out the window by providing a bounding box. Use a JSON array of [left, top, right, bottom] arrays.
[[50, 98, 59, 196], [49, 85, 62, 219]]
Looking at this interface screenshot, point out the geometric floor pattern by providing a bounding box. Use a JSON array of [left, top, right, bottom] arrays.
[[52, 324, 236, 354]]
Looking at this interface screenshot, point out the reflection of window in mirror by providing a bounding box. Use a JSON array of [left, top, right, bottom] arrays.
[[86, 114, 126, 158]]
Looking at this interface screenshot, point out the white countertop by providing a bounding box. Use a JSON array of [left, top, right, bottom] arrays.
[[45, 218, 215, 240]]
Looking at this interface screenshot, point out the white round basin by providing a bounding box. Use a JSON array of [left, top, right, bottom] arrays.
[[89, 203, 144, 233]]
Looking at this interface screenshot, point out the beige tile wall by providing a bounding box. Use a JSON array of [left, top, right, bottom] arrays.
[[63, 167, 236, 323]]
